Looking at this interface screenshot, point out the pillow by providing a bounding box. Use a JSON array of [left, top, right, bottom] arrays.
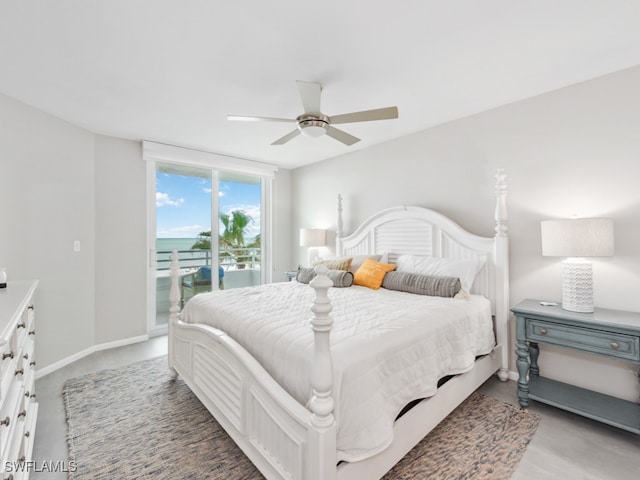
[[382, 271, 461, 297], [395, 254, 484, 293], [353, 258, 397, 290], [313, 256, 353, 271], [296, 267, 354, 288], [349, 254, 382, 273], [295, 266, 316, 284]]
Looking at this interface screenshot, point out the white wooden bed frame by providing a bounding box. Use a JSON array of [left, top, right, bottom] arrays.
[[168, 169, 509, 480]]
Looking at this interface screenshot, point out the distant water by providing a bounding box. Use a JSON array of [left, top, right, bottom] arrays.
[[156, 238, 199, 253]]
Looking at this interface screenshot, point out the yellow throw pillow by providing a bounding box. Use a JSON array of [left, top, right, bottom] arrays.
[[353, 258, 396, 289], [313, 256, 353, 271]]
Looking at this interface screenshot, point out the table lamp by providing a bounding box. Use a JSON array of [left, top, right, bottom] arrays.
[[300, 228, 327, 266], [541, 218, 614, 313]]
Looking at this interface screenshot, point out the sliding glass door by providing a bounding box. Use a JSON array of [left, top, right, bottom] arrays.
[[151, 164, 266, 332], [154, 163, 214, 329]]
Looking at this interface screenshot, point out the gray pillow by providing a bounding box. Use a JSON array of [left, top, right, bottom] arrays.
[[381, 271, 461, 297], [296, 267, 354, 288]]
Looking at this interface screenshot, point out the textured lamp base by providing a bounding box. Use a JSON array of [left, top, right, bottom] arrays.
[[561, 258, 594, 313]]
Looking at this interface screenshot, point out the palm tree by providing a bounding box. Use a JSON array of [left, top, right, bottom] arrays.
[[191, 210, 255, 267], [219, 210, 253, 249], [191, 231, 211, 250]]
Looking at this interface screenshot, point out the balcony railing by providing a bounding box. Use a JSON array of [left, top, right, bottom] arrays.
[[156, 247, 261, 272], [155, 247, 262, 327]]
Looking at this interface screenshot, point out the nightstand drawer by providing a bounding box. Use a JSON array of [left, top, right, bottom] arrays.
[[527, 319, 640, 361]]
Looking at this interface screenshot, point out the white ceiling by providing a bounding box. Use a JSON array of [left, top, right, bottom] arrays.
[[1, 1, 640, 169]]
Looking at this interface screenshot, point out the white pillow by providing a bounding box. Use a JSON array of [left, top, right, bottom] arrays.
[[395, 255, 484, 293]]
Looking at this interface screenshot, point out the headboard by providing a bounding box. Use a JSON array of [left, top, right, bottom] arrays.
[[338, 205, 497, 301]]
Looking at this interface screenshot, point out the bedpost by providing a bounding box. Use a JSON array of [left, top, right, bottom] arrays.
[[309, 264, 335, 426], [308, 264, 337, 479], [168, 250, 180, 379], [336, 194, 344, 256], [494, 169, 510, 381]]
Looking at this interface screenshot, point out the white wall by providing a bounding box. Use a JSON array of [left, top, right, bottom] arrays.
[[291, 66, 640, 402], [95, 135, 147, 343], [0, 93, 96, 367]]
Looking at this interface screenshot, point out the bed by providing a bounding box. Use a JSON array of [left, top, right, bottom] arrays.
[[167, 169, 510, 480]]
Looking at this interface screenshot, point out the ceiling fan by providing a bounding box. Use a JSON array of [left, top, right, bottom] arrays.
[[227, 81, 399, 146]]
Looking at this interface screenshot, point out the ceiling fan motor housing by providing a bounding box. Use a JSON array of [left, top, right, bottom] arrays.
[[297, 113, 329, 137]]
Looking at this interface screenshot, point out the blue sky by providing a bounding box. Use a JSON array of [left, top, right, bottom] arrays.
[[156, 172, 261, 239]]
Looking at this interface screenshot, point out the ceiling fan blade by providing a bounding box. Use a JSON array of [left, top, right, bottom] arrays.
[[228, 115, 295, 123], [325, 126, 360, 146], [296, 81, 322, 114], [271, 129, 301, 145], [330, 106, 399, 125]]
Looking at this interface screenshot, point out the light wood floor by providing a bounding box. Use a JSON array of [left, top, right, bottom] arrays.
[[31, 336, 639, 480]]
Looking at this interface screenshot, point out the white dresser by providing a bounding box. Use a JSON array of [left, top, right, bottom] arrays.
[[0, 281, 38, 480]]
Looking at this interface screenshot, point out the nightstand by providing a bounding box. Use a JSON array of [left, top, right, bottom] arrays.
[[512, 299, 640, 435], [285, 270, 297, 282]]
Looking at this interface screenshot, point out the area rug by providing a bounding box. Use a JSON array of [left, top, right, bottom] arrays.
[[64, 356, 540, 480]]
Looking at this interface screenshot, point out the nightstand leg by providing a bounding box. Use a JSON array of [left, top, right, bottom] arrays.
[[516, 339, 530, 408], [529, 342, 540, 377]]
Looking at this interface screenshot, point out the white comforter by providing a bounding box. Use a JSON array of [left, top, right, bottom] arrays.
[[181, 281, 495, 462]]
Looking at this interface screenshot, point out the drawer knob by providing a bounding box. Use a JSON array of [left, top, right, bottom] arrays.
[[17, 409, 26, 419], [23, 353, 29, 360], [28, 330, 35, 336], [16, 322, 25, 329], [30, 361, 36, 367], [30, 393, 36, 399], [24, 391, 30, 398], [14, 368, 24, 376], [610, 341, 620, 350], [28, 305, 34, 311], [539, 328, 548, 335], [2, 351, 14, 360], [0, 416, 10, 427], [24, 430, 30, 438]]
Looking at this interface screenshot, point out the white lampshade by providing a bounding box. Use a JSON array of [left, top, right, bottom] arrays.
[[541, 218, 614, 258], [540, 218, 614, 313], [299, 228, 327, 247]]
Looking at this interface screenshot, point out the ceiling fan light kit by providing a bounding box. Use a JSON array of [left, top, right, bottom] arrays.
[[228, 81, 398, 146], [298, 114, 329, 137]]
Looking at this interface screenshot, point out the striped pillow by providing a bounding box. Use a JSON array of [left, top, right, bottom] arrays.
[[382, 271, 461, 297]]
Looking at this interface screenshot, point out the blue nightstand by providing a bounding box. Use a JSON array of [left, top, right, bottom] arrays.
[[285, 271, 297, 282], [512, 299, 640, 435]]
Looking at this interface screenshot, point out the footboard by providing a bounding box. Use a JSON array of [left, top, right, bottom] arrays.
[[168, 253, 337, 480]]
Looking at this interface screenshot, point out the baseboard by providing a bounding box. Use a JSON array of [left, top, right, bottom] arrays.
[[35, 334, 149, 379]]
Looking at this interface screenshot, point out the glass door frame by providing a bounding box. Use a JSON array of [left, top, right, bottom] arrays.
[[144, 141, 276, 336]]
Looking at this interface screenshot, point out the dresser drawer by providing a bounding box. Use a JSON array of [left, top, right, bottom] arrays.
[[527, 319, 640, 361]]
